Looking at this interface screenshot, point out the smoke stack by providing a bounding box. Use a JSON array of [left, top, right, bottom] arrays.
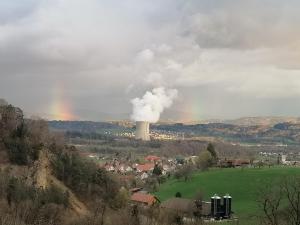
[[135, 121, 150, 141]]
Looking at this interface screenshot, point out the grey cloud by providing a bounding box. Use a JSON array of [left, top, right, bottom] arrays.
[[0, 0, 40, 24], [1, 0, 300, 121], [181, 1, 300, 49]]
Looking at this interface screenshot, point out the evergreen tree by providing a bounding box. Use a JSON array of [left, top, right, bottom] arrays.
[[152, 164, 162, 176], [175, 192, 182, 198], [207, 143, 218, 164]]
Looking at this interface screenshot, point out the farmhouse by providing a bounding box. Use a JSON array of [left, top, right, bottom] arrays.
[[145, 155, 160, 162], [130, 193, 160, 206], [136, 163, 154, 173]]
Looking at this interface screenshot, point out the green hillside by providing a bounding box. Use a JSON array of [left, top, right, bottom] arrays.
[[155, 167, 300, 225]]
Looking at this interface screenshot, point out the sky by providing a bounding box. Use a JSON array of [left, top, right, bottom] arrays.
[[1, 0, 300, 121]]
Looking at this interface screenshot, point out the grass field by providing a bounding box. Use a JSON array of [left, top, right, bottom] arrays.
[[154, 166, 300, 225]]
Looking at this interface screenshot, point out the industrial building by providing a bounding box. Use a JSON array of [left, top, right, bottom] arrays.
[[135, 121, 150, 141]]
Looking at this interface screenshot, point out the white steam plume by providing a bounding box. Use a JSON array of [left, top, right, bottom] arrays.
[[131, 87, 178, 123]]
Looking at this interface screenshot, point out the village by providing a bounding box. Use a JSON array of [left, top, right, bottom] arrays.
[[75, 147, 300, 224]]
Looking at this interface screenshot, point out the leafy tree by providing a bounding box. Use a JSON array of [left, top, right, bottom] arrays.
[[175, 192, 182, 198], [5, 138, 29, 165], [113, 187, 129, 208], [1, 106, 44, 165], [196, 151, 213, 171]]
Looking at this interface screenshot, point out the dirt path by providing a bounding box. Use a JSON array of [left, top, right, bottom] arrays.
[[35, 150, 49, 189]]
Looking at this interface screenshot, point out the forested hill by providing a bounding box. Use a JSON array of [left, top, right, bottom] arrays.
[[48, 120, 123, 131], [49, 120, 300, 145]]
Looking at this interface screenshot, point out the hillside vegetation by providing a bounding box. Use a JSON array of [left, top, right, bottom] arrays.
[[0, 103, 126, 225]]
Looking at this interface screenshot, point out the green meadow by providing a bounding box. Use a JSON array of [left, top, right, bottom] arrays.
[[155, 167, 300, 225]]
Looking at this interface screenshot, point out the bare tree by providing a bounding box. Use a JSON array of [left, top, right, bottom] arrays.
[[258, 176, 300, 225], [282, 177, 300, 225], [174, 163, 194, 182], [258, 183, 283, 225]]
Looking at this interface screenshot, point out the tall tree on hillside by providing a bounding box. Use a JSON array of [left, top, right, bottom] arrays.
[[207, 143, 218, 164]]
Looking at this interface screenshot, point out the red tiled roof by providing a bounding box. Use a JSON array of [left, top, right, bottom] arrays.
[[145, 155, 160, 161], [131, 193, 157, 205], [136, 163, 154, 172]]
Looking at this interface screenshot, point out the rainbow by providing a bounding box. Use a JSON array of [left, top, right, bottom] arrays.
[[179, 97, 202, 123], [49, 84, 76, 121]]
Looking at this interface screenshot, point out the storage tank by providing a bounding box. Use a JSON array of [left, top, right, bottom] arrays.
[[211, 194, 221, 219], [135, 121, 150, 141], [223, 194, 232, 218]]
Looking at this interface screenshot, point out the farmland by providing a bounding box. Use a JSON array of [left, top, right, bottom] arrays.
[[155, 166, 300, 225]]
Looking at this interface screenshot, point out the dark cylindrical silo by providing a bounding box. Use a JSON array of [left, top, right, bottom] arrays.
[[223, 194, 232, 218], [211, 194, 221, 219]]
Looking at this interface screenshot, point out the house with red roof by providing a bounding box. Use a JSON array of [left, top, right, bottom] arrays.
[[145, 155, 160, 162], [136, 163, 154, 173], [130, 193, 160, 206]]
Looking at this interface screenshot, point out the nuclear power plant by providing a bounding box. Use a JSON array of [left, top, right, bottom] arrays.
[[135, 121, 150, 141]]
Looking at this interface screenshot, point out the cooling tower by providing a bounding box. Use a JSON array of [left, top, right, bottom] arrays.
[[135, 121, 150, 141]]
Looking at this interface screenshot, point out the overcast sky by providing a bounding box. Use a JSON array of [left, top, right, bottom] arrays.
[[1, 0, 300, 121]]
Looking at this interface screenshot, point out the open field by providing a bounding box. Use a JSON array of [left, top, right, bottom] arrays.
[[155, 166, 300, 225]]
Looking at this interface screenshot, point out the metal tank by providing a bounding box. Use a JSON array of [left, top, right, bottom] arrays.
[[211, 194, 222, 219], [223, 194, 232, 218]]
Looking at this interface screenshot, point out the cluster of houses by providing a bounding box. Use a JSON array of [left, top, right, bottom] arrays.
[[281, 154, 300, 166], [102, 155, 177, 180], [258, 151, 300, 166], [79, 152, 238, 221]]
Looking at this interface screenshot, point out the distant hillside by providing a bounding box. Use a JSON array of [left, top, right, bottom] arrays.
[[224, 116, 300, 126], [48, 120, 124, 132], [154, 122, 300, 145], [48, 120, 300, 145]]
